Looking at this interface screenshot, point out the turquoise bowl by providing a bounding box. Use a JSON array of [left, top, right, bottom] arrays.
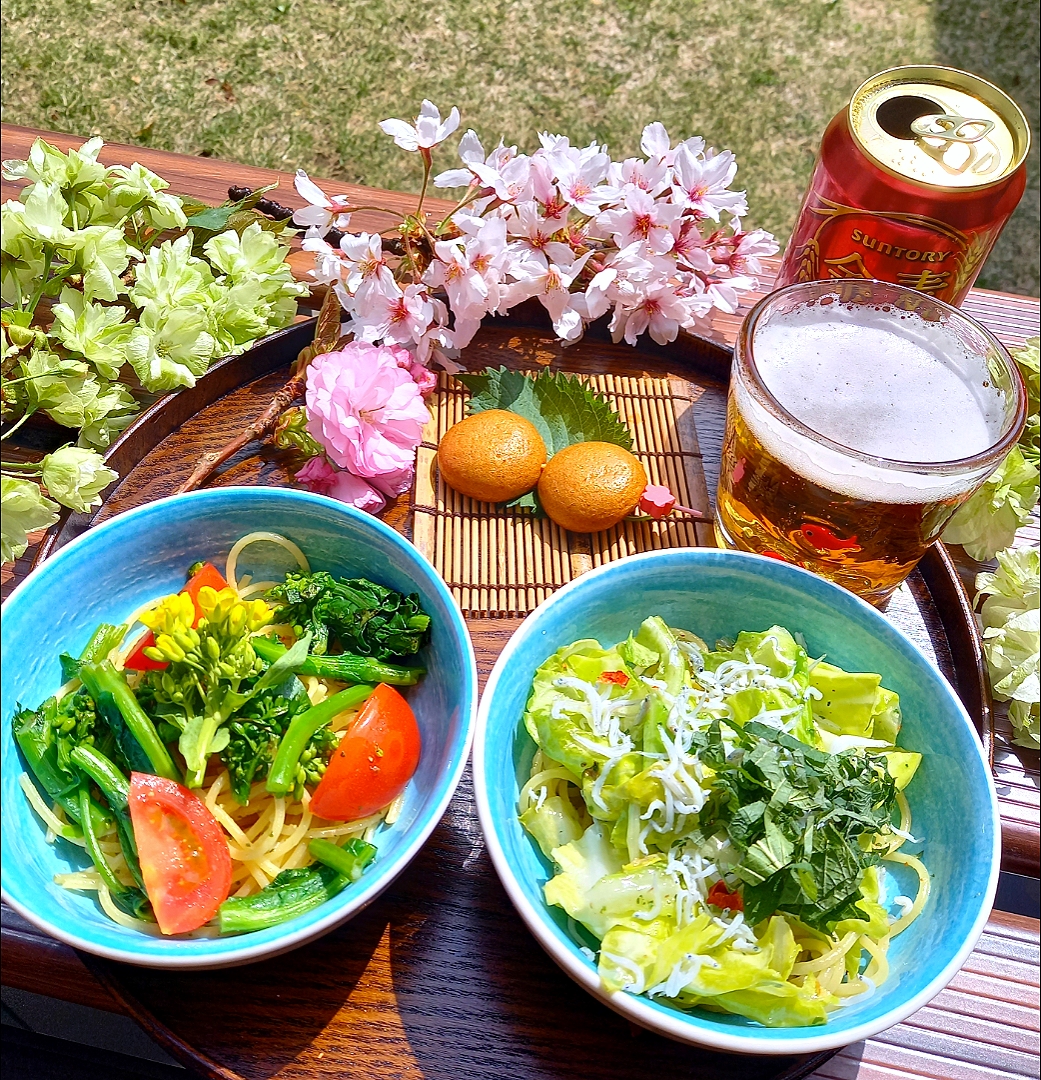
[[473, 548, 999, 1054], [2, 487, 477, 968]]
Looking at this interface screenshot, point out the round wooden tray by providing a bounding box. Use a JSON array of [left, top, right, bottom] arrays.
[[34, 309, 992, 1080]]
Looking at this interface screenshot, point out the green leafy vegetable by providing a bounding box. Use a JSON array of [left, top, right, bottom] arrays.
[[1012, 337, 1039, 467], [266, 684, 374, 796], [269, 572, 431, 659], [79, 660, 180, 782], [520, 617, 920, 1027], [220, 674, 337, 803], [251, 634, 425, 685], [942, 447, 1039, 561], [976, 547, 1040, 749], [217, 837, 377, 935]]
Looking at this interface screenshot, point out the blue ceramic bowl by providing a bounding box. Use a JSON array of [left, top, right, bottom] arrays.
[[2, 487, 476, 969], [474, 548, 999, 1054]]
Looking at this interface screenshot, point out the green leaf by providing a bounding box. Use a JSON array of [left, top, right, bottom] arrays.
[[185, 184, 283, 241], [184, 205, 239, 232], [457, 367, 632, 455]]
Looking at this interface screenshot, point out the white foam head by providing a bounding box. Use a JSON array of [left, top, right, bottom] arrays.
[[737, 301, 1009, 504]]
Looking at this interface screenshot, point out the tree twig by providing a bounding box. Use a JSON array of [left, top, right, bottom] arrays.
[[176, 290, 343, 494]]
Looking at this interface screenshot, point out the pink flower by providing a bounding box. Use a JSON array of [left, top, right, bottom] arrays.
[[596, 188, 681, 255], [292, 171, 352, 234], [609, 282, 696, 346], [294, 455, 338, 492], [671, 145, 747, 222], [294, 455, 388, 512], [305, 342, 430, 484], [330, 471, 387, 512], [639, 484, 676, 518], [409, 361, 439, 395]]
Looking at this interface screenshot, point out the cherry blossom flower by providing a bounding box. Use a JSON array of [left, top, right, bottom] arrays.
[[640, 123, 672, 161], [671, 145, 748, 221], [305, 343, 430, 491], [596, 188, 682, 255], [425, 239, 490, 322], [555, 153, 613, 216], [504, 202, 573, 273], [470, 155, 532, 204], [302, 102, 771, 364], [301, 236, 346, 286], [354, 281, 436, 348], [407, 360, 439, 395], [609, 282, 698, 346], [433, 129, 488, 187], [339, 233, 396, 300], [505, 251, 594, 341], [379, 100, 460, 152], [292, 171, 352, 234], [707, 227, 779, 277], [294, 455, 387, 513], [605, 155, 670, 197]]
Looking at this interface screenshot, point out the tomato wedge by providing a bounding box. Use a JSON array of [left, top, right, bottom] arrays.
[[706, 879, 744, 912], [128, 772, 232, 935], [125, 562, 228, 671], [309, 684, 421, 821]]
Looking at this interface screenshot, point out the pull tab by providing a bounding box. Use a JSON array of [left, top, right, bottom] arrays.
[[910, 114, 996, 144]]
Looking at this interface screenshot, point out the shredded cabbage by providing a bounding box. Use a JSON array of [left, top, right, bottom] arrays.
[[518, 618, 925, 1027]]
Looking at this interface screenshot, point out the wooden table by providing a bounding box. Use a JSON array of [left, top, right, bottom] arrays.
[[2, 125, 1039, 1080]]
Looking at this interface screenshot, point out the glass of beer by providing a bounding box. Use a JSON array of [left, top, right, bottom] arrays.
[[715, 279, 1026, 604]]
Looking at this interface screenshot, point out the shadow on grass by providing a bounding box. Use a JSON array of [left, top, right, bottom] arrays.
[[934, 0, 1040, 297]]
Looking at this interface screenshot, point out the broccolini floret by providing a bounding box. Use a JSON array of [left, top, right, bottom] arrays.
[[221, 676, 340, 804]]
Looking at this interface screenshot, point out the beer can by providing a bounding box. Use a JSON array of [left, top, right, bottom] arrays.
[[776, 66, 1030, 305]]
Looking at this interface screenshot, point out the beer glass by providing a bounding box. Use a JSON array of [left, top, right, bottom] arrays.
[[715, 279, 1026, 604]]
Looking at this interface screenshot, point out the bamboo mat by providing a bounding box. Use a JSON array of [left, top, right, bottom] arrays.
[[412, 372, 712, 617]]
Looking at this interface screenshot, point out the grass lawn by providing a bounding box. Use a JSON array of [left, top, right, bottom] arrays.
[[2, 0, 1037, 294]]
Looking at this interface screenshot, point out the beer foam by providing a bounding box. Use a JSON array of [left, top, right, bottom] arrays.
[[739, 303, 1007, 504]]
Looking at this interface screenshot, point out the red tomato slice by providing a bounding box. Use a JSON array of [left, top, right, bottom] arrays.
[[309, 684, 421, 822], [128, 773, 232, 935], [182, 562, 229, 612], [706, 879, 744, 912], [125, 563, 228, 671]]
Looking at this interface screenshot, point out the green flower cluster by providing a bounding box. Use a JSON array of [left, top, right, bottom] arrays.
[[1, 137, 308, 563]]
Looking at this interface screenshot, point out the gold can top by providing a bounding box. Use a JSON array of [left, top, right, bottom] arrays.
[[849, 66, 1030, 190]]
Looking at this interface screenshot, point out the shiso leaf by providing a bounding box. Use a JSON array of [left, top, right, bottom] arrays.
[[457, 367, 632, 456]]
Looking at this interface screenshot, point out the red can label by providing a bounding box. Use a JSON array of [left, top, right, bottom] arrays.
[[782, 193, 999, 305]]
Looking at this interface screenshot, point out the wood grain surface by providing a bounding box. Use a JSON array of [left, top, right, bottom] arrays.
[[2, 125, 1039, 1080]]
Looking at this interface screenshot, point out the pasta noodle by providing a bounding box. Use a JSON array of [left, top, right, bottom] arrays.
[[226, 531, 310, 595]]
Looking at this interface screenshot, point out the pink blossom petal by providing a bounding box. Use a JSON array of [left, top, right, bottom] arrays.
[[327, 469, 387, 513], [409, 361, 438, 395], [639, 484, 676, 518], [294, 455, 337, 494], [369, 464, 415, 498]]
